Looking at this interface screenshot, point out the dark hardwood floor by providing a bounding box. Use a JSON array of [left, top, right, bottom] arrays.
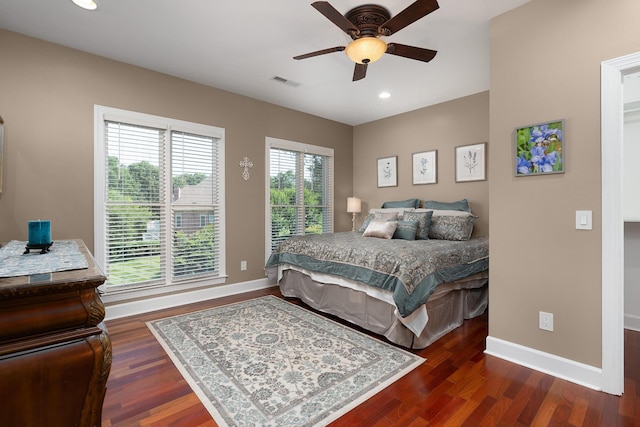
[[102, 288, 640, 426]]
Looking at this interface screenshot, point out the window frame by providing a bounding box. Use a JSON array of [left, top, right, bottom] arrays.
[[265, 137, 334, 261], [94, 105, 226, 301]]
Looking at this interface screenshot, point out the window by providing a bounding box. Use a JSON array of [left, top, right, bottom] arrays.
[[94, 106, 225, 295], [266, 137, 333, 256]]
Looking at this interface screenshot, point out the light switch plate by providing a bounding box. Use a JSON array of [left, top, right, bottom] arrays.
[[575, 210, 592, 230]]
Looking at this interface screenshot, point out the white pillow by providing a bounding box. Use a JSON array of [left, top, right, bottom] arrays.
[[362, 220, 397, 239]]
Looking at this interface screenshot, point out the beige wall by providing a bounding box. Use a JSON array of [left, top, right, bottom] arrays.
[[0, 30, 353, 285], [4, 0, 638, 372], [353, 92, 489, 237], [490, 0, 640, 367]]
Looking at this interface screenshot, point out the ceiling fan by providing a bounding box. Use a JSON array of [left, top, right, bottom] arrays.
[[294, 0, 439, 81]]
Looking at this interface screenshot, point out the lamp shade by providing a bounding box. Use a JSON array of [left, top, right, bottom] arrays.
[[345, 37, 387, 64], [347, 197, 361, 213]]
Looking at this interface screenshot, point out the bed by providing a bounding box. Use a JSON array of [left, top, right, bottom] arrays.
[[265, 204, 489, 349]]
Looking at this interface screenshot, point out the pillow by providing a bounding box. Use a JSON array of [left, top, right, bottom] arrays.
[[363, 220, 397, 239], [358, 214, 374, 232], [381, 198, 421, 209], [423, 199, 471, 212], [358, 208, 414, 232], [402, 210, 433, 240], [368, 209, 403, 221], [369, 208, 413, 220], [427, 210, 477, 241], [392, 220, 419, 240]]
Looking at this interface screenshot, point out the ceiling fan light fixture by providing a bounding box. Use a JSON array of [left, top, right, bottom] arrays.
[[345, 37, 387, 64], [71, 0, 98, 10]]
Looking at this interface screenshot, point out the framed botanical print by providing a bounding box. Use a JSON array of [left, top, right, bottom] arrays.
[[455, 142, 486, 182], [377, 156, 397, 187], [412, 150, 437, 185]]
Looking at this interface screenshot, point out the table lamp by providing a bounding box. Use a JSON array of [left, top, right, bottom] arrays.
[[347, 197, 361, 231]]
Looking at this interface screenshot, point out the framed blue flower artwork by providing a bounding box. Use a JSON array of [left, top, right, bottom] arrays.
[[515, 119, 565, 176]]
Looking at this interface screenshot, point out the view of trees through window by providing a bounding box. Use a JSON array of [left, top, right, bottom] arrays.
[[107, 155, 216, 285], [269, 148, 331, 250], [104, 121, 219, 288]]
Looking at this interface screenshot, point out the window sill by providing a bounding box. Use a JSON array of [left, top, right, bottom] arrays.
[[101, 275, 227, 304]]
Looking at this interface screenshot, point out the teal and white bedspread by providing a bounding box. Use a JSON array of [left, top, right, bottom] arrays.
[[265, 231, 489, 318]]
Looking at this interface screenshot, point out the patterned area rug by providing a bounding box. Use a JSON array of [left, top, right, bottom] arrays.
[[147, 295, 424, 427]]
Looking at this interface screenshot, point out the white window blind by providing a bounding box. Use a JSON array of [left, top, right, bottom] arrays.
[[267, 138, 333, 254], [105, 122, 166, 288], [171, 131, 221, 279], [95, 106, 225, 295]]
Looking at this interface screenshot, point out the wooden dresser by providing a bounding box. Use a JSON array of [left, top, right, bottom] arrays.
[[0, 240, 111, 427]]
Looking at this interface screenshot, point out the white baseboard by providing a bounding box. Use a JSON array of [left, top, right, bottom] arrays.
[[625, 313, 640, 332], [104, 278, 273, 321], [485, 336, 603, 391]]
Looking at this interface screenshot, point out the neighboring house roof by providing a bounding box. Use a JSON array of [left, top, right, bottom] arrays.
[[173, 176, 213, 205]]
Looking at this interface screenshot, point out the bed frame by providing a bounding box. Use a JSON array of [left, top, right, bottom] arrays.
[[272, 268, 488, 349]]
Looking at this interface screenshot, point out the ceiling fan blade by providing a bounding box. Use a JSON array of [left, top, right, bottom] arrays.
[[312, 1, 360, 36], [353, 63, 368, 81], [294, 46, 345, 60], [386, 43, 437, 62], [380, 0, 439, 35]]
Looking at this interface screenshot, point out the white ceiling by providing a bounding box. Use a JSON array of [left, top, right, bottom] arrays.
[[0, 0, 530, 126]]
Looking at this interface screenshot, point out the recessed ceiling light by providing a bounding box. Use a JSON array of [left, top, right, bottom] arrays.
[[379, 92, 391, 99], [72, 0, 98, 10]]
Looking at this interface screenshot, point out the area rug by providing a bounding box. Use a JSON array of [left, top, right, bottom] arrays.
[[147, 295, 424, 427]]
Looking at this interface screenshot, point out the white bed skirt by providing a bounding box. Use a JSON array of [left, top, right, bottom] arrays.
[[271, 267, 488, 349]]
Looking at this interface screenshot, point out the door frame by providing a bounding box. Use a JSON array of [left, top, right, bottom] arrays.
[[600, 52, 640, 395]]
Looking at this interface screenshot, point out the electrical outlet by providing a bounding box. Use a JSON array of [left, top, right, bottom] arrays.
[[539, 311, 554, 331], [240, 260, 247, 271]]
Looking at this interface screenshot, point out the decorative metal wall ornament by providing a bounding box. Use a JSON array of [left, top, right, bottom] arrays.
[[239, 156, 253, 181]]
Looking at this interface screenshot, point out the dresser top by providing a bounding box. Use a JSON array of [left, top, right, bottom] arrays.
[[0, 240, 106, 299]]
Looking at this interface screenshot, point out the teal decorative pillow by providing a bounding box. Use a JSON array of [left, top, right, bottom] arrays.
[[428, 210, 477, 241], [392, 220, 419, 240], [358, 214, 374, 232], [424, 199, 471, 212], [382, 198, 420, 209], [402, 210, 433, 240]]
